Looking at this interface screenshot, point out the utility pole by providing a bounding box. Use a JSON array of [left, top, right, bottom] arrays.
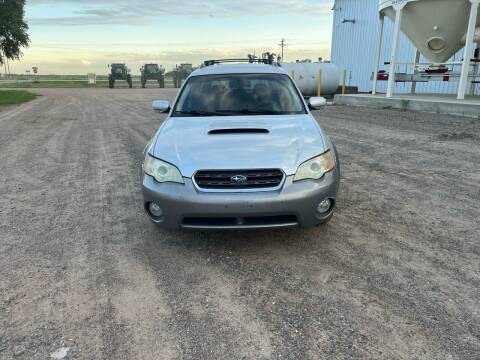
[[278, 38, 287, 61]]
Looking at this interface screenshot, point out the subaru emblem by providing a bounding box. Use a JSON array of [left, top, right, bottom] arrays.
[[230, 175, 247, 184]]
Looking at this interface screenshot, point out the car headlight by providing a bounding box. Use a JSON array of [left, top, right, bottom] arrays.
[[294, 150, 335, 182], [143, 154, 184, 184]]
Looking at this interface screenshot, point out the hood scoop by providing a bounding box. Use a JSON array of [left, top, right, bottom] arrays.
[[208, 128, 270, 135]]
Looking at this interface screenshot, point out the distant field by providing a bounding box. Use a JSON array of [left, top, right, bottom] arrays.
[[0, 74, 180, 88], [0, 80, 149, 89], [1, 75, 110, 81], [0, 81, 95, 88], [0, 90, 39, 106], [0, 79, 177, 89]]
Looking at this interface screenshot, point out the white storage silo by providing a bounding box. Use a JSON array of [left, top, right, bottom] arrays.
[[374, 0, 480, 99], [380, 0, 480, 63]]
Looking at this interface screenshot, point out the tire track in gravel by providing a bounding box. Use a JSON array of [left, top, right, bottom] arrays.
[[100, 92, 275, 359], [1, 93, 110, 359], [86, 92, 178, 359]]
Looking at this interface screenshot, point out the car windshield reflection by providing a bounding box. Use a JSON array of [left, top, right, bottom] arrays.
[[172, 74, 306, 117]]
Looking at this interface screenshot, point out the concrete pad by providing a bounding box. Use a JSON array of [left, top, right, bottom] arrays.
[[334, 93, 480, 118]]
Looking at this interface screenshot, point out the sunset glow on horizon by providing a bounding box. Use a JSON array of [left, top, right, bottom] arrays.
[[9, 0, 334, 75]]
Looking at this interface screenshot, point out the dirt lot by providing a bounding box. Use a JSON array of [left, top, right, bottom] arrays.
[[0, 88, 479, 360]]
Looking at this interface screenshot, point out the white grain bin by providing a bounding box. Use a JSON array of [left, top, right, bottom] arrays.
[[380, 0, 480, 63], [281, 62, 340, 96]]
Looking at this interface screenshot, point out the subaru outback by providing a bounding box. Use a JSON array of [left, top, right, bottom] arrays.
[[142, 60, 340, 230]]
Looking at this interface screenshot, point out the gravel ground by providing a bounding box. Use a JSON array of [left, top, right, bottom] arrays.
[[0, 88, 479, 360]]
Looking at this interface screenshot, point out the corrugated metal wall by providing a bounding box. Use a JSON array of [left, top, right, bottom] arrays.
[[331, 0, 479, 95]]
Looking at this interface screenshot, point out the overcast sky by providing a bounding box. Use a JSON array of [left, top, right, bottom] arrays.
[[10, 0, 335, 75]]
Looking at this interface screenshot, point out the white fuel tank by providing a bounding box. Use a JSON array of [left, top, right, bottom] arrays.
[[380, 0, 480, 63], [281, 62, 340, 96]]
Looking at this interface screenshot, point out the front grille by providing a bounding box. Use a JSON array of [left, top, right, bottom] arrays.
[[182, 215, 298, 228], [194, 169, 284, 189]]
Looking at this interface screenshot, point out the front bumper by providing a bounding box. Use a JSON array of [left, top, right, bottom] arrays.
[[142, 169, 339, 230]]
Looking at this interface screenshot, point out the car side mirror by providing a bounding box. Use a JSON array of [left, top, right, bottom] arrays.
[[308, 96, 327, 110], [152, 100, 170, 113]]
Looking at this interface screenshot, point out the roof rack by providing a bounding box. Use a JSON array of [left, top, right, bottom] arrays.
[[204, 54, 276, 67]]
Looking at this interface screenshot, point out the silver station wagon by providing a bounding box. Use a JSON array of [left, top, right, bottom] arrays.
[[142, 59, 340, 230]]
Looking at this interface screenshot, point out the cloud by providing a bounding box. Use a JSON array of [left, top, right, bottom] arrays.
[[11, 44, 332, 75], [28, 0, 334, 26]]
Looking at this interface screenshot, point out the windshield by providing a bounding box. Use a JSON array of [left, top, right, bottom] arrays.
[[172, 73, 307, 117], [146, 64, 158, 71]]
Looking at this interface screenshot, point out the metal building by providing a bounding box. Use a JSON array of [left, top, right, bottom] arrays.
[[331, 0, 479, 95]]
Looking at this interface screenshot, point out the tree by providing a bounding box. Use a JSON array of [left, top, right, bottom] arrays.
[[0, 0, 30, 66]]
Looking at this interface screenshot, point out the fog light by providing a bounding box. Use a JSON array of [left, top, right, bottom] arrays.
[[148, 202, 163, 217], [317, 199, 332, 214]]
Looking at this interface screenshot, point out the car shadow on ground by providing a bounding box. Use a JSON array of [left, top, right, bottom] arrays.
[[140, 216, 344, 276]]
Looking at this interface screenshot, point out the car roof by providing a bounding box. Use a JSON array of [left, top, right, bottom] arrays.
[[190, 63, 288, 77]]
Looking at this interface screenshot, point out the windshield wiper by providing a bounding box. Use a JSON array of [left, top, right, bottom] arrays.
[[216, 109, 292, 115], [174, 109, 298, 117], [174, 110, 222, 117]]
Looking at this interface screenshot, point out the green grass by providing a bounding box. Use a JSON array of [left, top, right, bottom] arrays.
[[0, 81, 100, 88], [0, 90, 39, 106]]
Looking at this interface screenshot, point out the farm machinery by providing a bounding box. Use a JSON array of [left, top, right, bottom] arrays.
[[108, 63, 132, 88], [166, 64, 193, 88], [140, 64, 165, 88]]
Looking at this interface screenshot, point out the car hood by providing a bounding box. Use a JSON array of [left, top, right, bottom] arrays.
[[152, 115, 326, 177]]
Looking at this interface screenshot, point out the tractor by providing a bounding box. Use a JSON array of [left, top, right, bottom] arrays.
[[108, 63, 132, 88], [166, 63, 193, 88], [140, 64, 165, 88]]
